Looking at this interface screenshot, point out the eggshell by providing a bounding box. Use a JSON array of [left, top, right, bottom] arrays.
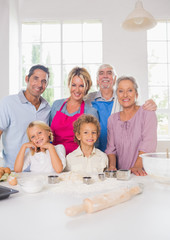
[[8, 175, 17, 186]]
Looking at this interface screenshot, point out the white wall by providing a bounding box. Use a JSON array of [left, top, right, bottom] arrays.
[[0, 0, 19, 99], [9, 0, 19, 94], [0, 0, 10, 99]]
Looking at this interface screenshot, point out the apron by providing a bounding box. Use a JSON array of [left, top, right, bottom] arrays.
[[50, 100, 85, 155], [92, 101, 114, 152]]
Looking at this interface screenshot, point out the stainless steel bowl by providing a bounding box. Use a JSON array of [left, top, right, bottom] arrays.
[[48, 175, 59, 184]]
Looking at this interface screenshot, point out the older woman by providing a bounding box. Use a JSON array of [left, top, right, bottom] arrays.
[[50, 67, 98, 155], [85, 64, 157, 152], [105, 76, 157, 176]]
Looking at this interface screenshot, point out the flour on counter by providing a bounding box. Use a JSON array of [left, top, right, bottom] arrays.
[[46, 172, 136, 198]]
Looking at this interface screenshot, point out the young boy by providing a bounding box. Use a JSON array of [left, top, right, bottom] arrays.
[[66, 114, 108, 175]]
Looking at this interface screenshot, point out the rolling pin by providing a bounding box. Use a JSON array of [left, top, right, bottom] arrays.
[[65, 184, 143, 216]]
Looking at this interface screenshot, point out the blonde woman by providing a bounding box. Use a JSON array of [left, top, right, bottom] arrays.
[[14, 121, 66, 173], [50, 67, 98, 155]]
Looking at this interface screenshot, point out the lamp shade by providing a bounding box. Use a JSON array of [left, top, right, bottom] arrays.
[[122, 1, 157, 31]]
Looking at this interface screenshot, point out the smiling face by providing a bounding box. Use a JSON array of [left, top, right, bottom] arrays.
[[97, 67, 116, 90], [25, 69, 48, 98], [28, 126, 50, 147], [76, 123, 98, 148], [116, 79, 138, 108], [70, 76, 86, 102]]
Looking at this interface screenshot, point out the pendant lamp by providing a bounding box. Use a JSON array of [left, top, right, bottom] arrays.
[[122, 1, 157, 31]]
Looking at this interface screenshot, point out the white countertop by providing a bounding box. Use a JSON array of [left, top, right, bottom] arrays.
[[0, 172, 170, 240]]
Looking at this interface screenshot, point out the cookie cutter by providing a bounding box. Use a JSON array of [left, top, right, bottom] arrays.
[[48, 175, 60, 184], [116, 170, 131, 180]]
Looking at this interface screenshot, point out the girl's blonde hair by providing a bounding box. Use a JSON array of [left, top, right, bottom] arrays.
[[73, 114, 100, 145], [68, 67, 92, 96], [27, 121, 53, 155]]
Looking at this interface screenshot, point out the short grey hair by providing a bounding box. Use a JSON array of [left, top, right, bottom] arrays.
[[96, 64, 117, 80], [116, 76, 138, 93]]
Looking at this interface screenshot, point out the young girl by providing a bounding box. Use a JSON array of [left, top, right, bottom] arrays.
[[66, 114, 108, 175], [14, 121, 66, 173]]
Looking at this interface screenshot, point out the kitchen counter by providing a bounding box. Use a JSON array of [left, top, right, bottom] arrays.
[[0, 172, 170, 240]]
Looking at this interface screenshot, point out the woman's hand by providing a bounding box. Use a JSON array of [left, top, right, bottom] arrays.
[[143, 99, 157, 111], [108, 166, 117, 171], [131, 167, 147, 176]]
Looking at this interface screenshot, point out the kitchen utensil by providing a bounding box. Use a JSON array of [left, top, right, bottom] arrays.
[[140, 152, 170, 184], [0, 185, 19, 200], [116, 170, 131, 180], [105, 170, 117, 178], [18, 175, 45, 193], [48, 175, 59, 184], [83, 177, 92, 184], [98, 173, 105, 181], [65, 183, 143, 216]]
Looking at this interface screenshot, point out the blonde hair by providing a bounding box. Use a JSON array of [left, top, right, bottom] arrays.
[[73, 114, 100, 145], [27, 121, 53, 155], [68, 67, 92, 96]]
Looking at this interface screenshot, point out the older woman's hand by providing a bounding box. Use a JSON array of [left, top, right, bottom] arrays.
[[143, 99, 157, 111], [131, 167, 147, 176]]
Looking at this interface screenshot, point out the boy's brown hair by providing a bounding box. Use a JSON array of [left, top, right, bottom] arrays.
[[73, 114, 100, 145]]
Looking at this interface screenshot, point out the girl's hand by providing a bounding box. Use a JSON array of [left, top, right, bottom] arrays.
[[130, 167, 147, 176], [23, 142, 37, 152], [40, 142, 52, 151]]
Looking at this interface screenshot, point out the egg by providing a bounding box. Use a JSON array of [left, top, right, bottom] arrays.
[[8, 175, 17, 186], [0, 168, 5, 175], [4, 167, 11, 174]]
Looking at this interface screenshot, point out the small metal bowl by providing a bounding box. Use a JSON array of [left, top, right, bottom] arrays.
[[98, 173, 105, 181], [105, 170, 117, 178], [116, 170, 131, 180], [83, 177, 92, 185], [48, 175, 59, 184]]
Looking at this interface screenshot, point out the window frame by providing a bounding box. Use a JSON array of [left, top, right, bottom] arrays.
[[147, 20, 170, 140], [20, 20, 103, 105]]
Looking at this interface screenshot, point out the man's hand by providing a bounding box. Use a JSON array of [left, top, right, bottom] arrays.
[[143, 99, 157, 111]]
